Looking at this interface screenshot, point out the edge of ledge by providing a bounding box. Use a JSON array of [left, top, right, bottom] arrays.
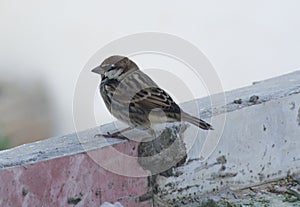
[[1, 70, 300, 170]]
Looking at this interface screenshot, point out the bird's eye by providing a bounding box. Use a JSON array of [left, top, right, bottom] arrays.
[[109, 64, 117, 70]]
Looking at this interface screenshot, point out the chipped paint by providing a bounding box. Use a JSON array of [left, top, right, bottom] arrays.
[[289, 101, 295, 110], [0, 142, 152, 207]]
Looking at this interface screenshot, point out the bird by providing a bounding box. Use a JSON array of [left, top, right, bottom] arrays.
[[92, 55, 213, 140]]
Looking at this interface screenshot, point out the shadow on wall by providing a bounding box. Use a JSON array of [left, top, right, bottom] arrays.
[[0, 78, 55, 150]]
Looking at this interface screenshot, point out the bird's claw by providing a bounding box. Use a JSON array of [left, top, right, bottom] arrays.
[[94, 133, 129, 140]]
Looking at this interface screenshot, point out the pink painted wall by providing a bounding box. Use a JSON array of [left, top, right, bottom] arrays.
[[0, 141, 152, 207]]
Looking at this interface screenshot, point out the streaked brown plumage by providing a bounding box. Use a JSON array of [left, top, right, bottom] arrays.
[[92, 55, 213, 139]]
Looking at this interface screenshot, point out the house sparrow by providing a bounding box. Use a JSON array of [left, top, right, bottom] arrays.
[[92, 55, 213, 140]]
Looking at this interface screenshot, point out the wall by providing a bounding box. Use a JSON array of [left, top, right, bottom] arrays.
[[0, 70, 300, 206]]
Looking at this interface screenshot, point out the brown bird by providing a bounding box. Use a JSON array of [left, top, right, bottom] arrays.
[[92, 55, 213, 139]]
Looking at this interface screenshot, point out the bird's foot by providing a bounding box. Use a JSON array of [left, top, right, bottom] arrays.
[[94, 132, 129, 140], [94, 127, 132, 140]]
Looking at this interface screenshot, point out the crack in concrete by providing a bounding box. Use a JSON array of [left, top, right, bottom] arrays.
[[297, 107, 300, 126]]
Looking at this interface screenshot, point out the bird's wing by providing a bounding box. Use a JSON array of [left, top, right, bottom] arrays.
[[108, 70, 180, 113], [130, 87, 181, 113]]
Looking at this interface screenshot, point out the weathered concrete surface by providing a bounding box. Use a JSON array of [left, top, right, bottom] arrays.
[[179, 174, 300, 207], [0, 131, 151, 206], [155, 70, 300, 205], [0, 70, 300, 206], [138, 124, 188, 176], [0, 149, 151, 207]]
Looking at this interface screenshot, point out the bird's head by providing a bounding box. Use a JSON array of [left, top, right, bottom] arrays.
[[91, 55, 138, 79]]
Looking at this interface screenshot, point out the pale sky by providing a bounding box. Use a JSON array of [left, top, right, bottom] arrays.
[[1, 0, 300, 136]]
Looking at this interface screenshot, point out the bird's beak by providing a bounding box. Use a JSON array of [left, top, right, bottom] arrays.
[[91, 66, 103, 74]]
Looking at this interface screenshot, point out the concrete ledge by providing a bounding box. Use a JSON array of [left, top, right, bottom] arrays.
[[156, 70, 300, 205], [1, 70, 300, 206], [0, 130, 151, 206]]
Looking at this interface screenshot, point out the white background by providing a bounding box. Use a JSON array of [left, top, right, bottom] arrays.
[[1, 0, 300, 136]]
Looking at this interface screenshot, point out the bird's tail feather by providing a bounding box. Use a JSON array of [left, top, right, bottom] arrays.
[[181, 112, 213, 130]]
